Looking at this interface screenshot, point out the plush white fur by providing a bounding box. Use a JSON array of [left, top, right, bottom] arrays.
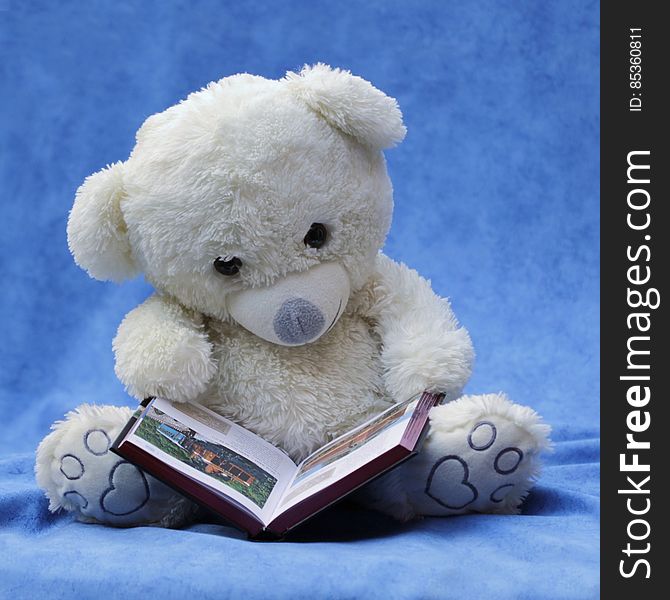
[[67, 162, 138, 282], [284, 64, 406, 149], [113, 295, 217, 401], [365, 254, 475, 402], [39, 65, 550, 527]]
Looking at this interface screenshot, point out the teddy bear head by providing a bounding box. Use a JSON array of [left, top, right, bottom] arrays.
[[67, 64, 405, 346]]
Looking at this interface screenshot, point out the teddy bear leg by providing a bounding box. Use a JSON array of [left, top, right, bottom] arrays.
[[355, 393, 551, 520], [35, 404, 195, 527]]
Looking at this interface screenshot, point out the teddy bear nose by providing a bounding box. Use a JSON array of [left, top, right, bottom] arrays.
[[273, 298, 326, 345]]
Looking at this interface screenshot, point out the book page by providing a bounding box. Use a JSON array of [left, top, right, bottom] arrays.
[[126, 398, 298, 523], [273, 395, 421, 516]]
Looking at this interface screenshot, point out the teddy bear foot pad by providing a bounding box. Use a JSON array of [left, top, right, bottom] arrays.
[[413, 393, 551, 517], [358, 393, 551, 520], [35, 404, 189, 527]]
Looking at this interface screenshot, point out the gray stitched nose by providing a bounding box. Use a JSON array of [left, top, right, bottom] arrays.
[[273, 298, 325, 344]]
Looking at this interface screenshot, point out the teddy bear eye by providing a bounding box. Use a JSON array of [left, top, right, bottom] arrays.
[[304, 223, 328, 249], [213, 256, 242, 276]]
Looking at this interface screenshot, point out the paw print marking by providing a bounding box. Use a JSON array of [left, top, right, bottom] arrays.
[[59, 454, 84, 480], [63, 490, 88, 509], [84, 429, 111, 456], [100, 460, 151, 516], [467, 421, 497, 451], [490, 483, 515, 503], [494, 448, 523, 474], [425, 455, 478, 510]]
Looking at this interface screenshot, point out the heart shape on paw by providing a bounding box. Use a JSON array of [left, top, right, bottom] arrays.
[[100, 460, 151, 516], [425, 455, 478, 510]]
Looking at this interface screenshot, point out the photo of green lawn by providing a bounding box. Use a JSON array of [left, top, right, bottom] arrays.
[[133, 408, 277, 509]]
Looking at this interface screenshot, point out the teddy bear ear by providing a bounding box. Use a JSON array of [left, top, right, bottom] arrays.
[[284, 64, 406, 150], [67, 161, 138, 282]]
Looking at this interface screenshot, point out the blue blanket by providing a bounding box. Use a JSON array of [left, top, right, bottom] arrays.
[[0, 1, 599, 598]]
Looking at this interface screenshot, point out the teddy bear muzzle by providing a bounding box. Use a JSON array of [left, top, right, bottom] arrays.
[[226, 262, 351, 346]]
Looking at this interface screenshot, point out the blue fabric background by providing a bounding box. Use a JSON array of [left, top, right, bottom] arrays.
[[0, 1, 599, 598]]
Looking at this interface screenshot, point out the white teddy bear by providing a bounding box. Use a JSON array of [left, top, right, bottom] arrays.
[[36, 64, 550, 529]]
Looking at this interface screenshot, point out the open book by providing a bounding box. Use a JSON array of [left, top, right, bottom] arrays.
[[111, 391, 443, 538]]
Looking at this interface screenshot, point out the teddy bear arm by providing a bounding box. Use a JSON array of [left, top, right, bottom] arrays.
[[367, 253, 474, 402], [112, 294, 217, 402]]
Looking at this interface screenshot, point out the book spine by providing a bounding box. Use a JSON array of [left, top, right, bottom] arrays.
[[110, 397, 154, 453], [268, 445, 410, 536], [400, 391, 444, 450]]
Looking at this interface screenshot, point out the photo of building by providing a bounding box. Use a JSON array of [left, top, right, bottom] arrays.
[[134, 406, 277, 508], [182, 437, 256, 488]]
